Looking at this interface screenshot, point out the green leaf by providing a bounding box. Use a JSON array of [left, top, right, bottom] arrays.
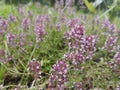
[[84, 0, 96, 13], [92, 0, 103, 8]]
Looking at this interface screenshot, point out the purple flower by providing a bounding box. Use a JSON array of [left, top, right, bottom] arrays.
[[116, 86, 120, 90], [8, 14, 17, 22], [103, 36, 117, 51], [21, 18, 30, 30], [0, 19, 8, 34], [28, 59, 41, 79], [65, 50, 85, 70], [73, 82, 82, 90], [34, 15, 43, 25], [0, 50, 5, 56], [80, 35, 96, 59], [34, 25, 46, 42], [67, 18, 79, 28], [0, 19, 8, 29], [66, 0, 75, 6], [114, 51, 120, 64], [102, 19, 117, 35], [0, 50, 12, 64], [64, 24, 85, 42], [0, 58, 7, 64], [29, 59, 40, 73], [17, 34, 26, 47], [102, 19, 110, 29], [34, 15, 50, 26], [118, 29, 120, 35], [7, 33, 16, 47], [56, 22, 61, 30], [18, 6, 24, 16], [108, 24, 116, 33], [64, 23, 96, 59], [60, 0, 64, 6], [49, 60, 68, 89]]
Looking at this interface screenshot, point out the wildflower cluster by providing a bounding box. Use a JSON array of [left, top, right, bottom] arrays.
[[103, 36, 117, 51], [114, 51, 120, 64], [49, 60, 68, 89], [28, 59, 41, 79], [8, 14, 17, 23], [0, 19, 8, 34], [0, 1, 120, 89], [21, 18, 30, 30], [65, 50, 85, 70], [102, 19, 116, 34], [7, 33, 16, 47], [0, 50, 12, 64], [73, 82, 82, 90], [34, 25, 46, 42], [64, 23, 96, 59], [64, 24, 85, 49]]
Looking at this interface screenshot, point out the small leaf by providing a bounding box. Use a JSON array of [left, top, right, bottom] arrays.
[[84, 0, 96, 13], [92, 0, 103, 8]]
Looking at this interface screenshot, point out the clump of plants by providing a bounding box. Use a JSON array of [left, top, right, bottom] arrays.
[[0, 0, 120, 90]]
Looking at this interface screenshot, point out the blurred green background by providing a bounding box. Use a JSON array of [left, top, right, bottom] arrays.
[[0, 0, 120, 21]]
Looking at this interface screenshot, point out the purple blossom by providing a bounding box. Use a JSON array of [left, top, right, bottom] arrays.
[[67, 6, 76, 14], [116, 86, 120, 90], [0, 19, 8, 29], [0, 19, 8, 34], [56, 22, 61, 30], [68, 41, 79, 49], [108, 24, 116, 33], [73, 82, 82, 90], [64, 23, 96, 59], [0, 50, 5, 56], [102, 19, 117, 35], [65, 50, 85, 70], [114, 51, 120, 64], [66, 0, 75, 6], [18, 6, 24, 16], [34, 15, 50, 25], [118, 29, 120, 35], [17, 34, 26, 47], [64, 24, 85, 42], [0, 50, 12, 64], [21, 18, 30, 30], [0, 58, 7, 64], [28, 59, 41, 79], [103, 36, 117, 51], [34, 25, 46, 42], [95, 18, 100, 25], [80, 35, 96, 59], [67, 18, 79, 28], [55, 1, 61, 11], [60, 0, 64, 6], [49, 60, 68, 89], [8, 14, 17, 22], [7, 33, 16, 47], [0, 56, 12, 64], [34, 15, 44, 25], [102, 19, 110, 29]]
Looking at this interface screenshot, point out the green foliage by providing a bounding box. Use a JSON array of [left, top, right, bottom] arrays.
[[84, 0, 96, 13], [0, 65, 6, 84], [109, 0, 120, 21]]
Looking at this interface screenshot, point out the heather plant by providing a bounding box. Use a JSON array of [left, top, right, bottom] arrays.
[[0, 1, 120, 90]]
